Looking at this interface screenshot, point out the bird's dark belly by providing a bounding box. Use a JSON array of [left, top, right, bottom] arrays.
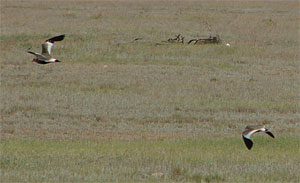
[[33, 59, 50, 64]]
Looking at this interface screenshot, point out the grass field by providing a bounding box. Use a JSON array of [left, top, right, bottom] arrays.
[[1, 0, 300, 182]]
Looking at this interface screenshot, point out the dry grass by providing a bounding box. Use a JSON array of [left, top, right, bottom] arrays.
[[1, 0, 299, 182]]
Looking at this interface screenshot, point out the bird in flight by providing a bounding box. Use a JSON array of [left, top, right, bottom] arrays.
[[27, 34, 65, 64], [242, 125, 275, 150]]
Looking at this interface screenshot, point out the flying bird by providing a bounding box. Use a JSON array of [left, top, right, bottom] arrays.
[[27, 34, 65, 64], [242, 125, 275, 150]]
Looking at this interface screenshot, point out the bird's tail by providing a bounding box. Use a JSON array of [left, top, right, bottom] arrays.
[[27, 49, 38, 56]]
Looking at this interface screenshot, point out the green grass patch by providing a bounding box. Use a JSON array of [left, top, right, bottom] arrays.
[[1, 137, 299, 182]]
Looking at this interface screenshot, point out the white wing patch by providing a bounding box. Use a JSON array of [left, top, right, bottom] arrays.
[[48, 58, 56, 62], [244, 130, 258, 139], [244, 127, 265, 139], [245, 127, 266, 139], [42, 41, 54, 55]]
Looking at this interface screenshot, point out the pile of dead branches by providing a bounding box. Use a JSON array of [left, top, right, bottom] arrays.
[[114, 34, 222, 46], [166, 34, 185, 44], [156, 34, 221, 45]]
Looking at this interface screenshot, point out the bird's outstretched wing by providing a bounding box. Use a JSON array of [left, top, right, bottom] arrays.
[[42, 42, 53, 56], [42, 34, 65, 55]]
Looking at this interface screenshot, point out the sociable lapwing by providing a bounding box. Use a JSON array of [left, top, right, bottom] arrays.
[[27, 34, 65, 64], [242, 125, 275, 150]]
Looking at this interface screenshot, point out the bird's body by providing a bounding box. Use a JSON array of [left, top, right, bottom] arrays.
[[27, 34, 65, 64], [242, 125, 275, 150]]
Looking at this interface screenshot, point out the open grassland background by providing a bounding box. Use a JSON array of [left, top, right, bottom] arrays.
[[1, 0, 299, 182]]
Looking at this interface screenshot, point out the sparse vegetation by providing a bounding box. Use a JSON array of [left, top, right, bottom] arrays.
[[1, 0, 299, 182]]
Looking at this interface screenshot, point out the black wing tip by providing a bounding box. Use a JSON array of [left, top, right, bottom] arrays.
[[46, 34, 65, 43], [266, 131, 275, 138], [242, 136, 253, 150]]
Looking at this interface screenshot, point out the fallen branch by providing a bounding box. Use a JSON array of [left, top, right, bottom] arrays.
[[114, 37, 143, 46], [188, 35, 221, 45]]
